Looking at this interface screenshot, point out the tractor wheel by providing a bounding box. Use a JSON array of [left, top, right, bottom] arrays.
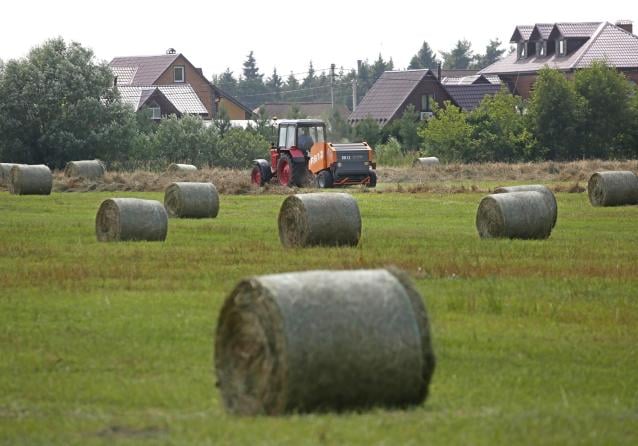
[[251, 165, 264, 186], [277, 154, 294, 187], [316, 170, 334, 188], [368, 170, 377, 188]]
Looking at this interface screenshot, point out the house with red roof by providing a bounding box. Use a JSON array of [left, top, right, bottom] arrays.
[[109, 50, 252, 120], [480, 20, 638, 98]]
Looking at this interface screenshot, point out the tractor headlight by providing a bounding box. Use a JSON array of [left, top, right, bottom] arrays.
[[337, 162, 342, 167]]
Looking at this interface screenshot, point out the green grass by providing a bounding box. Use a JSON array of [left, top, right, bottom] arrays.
[[1, 190, 637, 445]]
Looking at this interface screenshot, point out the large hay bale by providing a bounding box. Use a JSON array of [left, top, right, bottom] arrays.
[[64, 160, 106, 179], [8, 164, 53, 195], [95, 198, 168, 242], [214, 268, 436, 415], [0, 163, 22, 186], [413, 157, 440, 167], [587, 171, 638, 207], [164, 182, 219, 218], [278, 193, 361, 247], [167, 163, 197, 173], [493, 184, 557, 227], [476, 191, 553, 239]]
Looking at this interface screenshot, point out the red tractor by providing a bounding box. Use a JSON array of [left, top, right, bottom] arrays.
[[251, 119, 377, 188]]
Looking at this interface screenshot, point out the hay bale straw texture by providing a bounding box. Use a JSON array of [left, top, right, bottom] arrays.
[[476, 191, 554, 239], [1, 163, 22, 186], [8, 164, 52, 195], [167, 163, 197, 173], [64, 160, 106, 179], [164, 182, 219, 218], [494, 184, 557, 227], [96, 198, 168, 242], [278, 193, 361, 247], [214, 268, 436, 415], [587, 171, 638, 207], [413, 157, 440, 167]]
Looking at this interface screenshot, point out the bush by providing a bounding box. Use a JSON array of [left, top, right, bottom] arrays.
[[214, 127, 270, 168], [147, 115, 217, 166], [375, 137, 414, 166], [419, 102, 473, 162]]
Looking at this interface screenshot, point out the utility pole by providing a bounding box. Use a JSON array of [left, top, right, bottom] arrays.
[[330, 64, 336, 110], [352, 78, 357, 112]]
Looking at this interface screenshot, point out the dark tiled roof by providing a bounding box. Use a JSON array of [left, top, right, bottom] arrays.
[[254, 102, 350, 119], [575, 23, 638, 68], [439, 69, 478, 79], [510, 25, 534, 42], [531, 24, 554, 40], [480, 22, 638, 74], [441, 84, 502, 111], [348, 69, 433, 123], [554, 22, 602, 38], [110, 54, 179, 85]]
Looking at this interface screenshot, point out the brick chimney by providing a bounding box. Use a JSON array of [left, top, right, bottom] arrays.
[[615, 20, 633, 34]]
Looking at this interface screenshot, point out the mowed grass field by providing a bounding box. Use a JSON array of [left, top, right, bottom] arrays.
[[1, 187, 637, 445]]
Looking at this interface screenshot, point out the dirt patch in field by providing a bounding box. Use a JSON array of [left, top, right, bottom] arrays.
[[0, 160, 633, 195]]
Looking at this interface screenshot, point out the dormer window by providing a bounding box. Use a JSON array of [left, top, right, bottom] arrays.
[[174, 66, 185, 83], [536, 40, 547, 57], [517, 42, 527, 59], [556, 39, 566, 56]]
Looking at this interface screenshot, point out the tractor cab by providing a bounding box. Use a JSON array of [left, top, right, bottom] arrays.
[[274, 119, 326, 153]]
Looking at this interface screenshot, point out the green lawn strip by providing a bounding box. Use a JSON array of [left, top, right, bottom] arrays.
[[1, 191, 637, 444]]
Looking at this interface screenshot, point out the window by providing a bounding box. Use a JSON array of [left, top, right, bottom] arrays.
[[174, 66, 185, 83], [150, 107, 161, 120], [536, 40, 546, 57], [517, 42, 527, 60], [286, 125, 295, 148], [556, 39, 566, 56], [421, 94, 434, 112], [278, 126, 287, 148]]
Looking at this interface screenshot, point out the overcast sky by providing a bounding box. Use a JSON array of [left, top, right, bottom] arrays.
[[2, 0, 636, 79]]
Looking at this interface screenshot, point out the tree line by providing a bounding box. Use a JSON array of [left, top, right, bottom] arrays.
[[1, 38, 636, 169], [213, 39, 506, 110], [0, 38, 270, 170]]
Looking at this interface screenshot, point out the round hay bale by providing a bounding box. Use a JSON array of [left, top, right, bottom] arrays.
[[9, 164, 52, 195], [278, 193, 361, 247], [493, 184, 557, 228], [476, 191, 553, 239], [587, 171, 638, 207], [64, 160, 106, 179], [164, 182, 219, 218], [413, 157, 440, 167], [95, 198, 168, 242], [214, 268, 436, 415], [0, 163, 22, 187], [167, 163, 198, 173]]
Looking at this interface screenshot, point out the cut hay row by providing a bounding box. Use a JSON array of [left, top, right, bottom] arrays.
[[95, 198, 168, 242], [8, 165, 53, 195], [215, 268, 435, 415], [164, 182, 219, 218], [64, 160, 106, 179], [587, 171, 638, 207], [278, 193, 361, 247], [476, 191, 554, 239]]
